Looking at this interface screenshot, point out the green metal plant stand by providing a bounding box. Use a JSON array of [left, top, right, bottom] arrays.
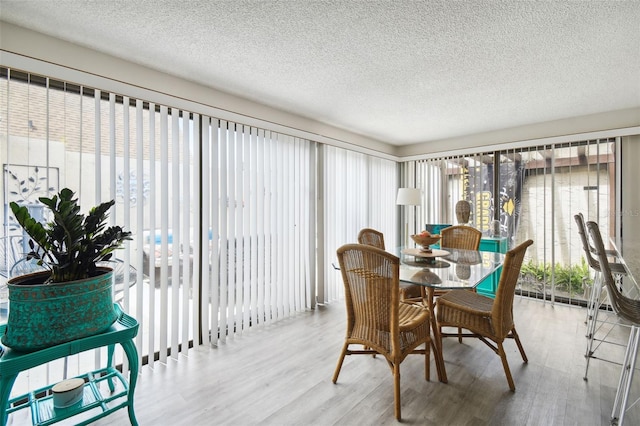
[[0, 304, 139, 425]]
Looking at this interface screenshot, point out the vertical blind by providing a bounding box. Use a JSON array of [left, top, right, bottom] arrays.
[[407, 153, 495, 232], [400, 139, 618, 305], [506, 141, 617, 304], [0, 67, 317, 395], [1, 64, 624, 402], [200, 121, 316, 345], [321, 145, 398, 303]]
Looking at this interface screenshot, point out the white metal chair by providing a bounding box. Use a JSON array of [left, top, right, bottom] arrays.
[[575, 214, 631, 380], [587, 221, 640, 425]]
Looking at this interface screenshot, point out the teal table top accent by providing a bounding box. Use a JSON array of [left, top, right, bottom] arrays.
[[397, 247, 504, 291]]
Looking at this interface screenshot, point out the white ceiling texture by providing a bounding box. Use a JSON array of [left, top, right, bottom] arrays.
[[1, 0, 639, 146]]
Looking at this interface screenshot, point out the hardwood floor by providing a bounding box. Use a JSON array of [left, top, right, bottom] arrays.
[[85, 297, 637, 425]]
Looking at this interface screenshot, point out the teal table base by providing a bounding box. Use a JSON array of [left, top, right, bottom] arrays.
[[0, 304, 139, 425]]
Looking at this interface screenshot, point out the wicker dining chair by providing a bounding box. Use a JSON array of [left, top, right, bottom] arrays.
[[333, 243, 432, 421], [436, 239, 533, 391], [440, 225, 482, 251], [587, 221, 640, 426], [357, 228, 385, 249], [436, 224, 483, 340], [357, 228, 422, 301]]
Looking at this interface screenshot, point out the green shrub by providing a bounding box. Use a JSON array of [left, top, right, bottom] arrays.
[[520, 257, 592, 295]]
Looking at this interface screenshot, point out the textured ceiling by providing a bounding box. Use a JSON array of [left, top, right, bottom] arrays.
[[1, 0, 639, 146]]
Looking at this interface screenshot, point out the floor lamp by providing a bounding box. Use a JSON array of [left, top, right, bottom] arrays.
[[396, 188, 421, 246]]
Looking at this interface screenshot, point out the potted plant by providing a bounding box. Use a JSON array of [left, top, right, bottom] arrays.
[[3, 188, 131, 352]]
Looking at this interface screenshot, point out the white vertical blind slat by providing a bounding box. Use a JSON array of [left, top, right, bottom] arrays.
[[180, 112, 189, 350], [108, 93, 116, 206], [122, 96, 131, 311], [249, 127, 259, 328], [170, 108, 180, 358], [201, 115, 212, 345], [235, 126, 245, 332], [229, 125, 239, 334], [159, 105, 169, 363], [283, 134, 292, 317], [190, 114, 200, 352], [264, 131, 273, 325], [218, 120, 229, 343], [276, 133, 285, 318], [134, 99, 145, 366], [256, 129, 266, 323], [147, 102, 157, 368], [245, 128, 260, 327], [209, 118, 220, 344]]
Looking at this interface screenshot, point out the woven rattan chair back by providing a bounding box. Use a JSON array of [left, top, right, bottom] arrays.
[[440, 225, 482, 250], [436, 239, 533, 391], [340, 244, 397, 341], [435, 225, 482, 302], [333, 243, 431, 420], [587, 221, 640, 323], [357, 228, 385, 250], [357, 228, 420, 300], [492, 239, 534, 338]]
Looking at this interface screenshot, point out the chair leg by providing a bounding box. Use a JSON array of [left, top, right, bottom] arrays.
[[611, 325, 640, 426], [425, 341, 431, 381], [511, 327, 528, 363], [394, 363, 401, 420], [458, 326, 463, 343], [585, 270, 601, 324], [497, 341, 516, 391], [584, 279, 607, 380], [332, 343, 349, 383]]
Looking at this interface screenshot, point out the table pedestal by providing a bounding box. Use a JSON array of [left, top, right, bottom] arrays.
[[423, 286, 448, 383]]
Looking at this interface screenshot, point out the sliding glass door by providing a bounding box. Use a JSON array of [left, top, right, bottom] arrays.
[[402, 139, 618, 304], [0, 67, 318, 397]]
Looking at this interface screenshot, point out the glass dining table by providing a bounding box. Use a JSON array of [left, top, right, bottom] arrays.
[[395, 246, 505, 383]]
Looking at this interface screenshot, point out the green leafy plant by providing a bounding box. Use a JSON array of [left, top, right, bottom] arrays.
[[521, 258, 593, 294], [9, 188, 132, 283], [554, 257, 592, 293], [520, 260, 551, 282]]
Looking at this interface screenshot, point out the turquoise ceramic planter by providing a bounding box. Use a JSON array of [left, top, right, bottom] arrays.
[[2, 267, 117, 352]]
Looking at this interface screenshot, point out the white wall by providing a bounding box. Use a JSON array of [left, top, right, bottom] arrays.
[[0, 21, 395, 160], [399, 108, 640, 158], [2, 20, 639, 160], [621, 135, 640, 280]]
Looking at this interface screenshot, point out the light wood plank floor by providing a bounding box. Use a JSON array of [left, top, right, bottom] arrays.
[[82, 297, 638, 425]]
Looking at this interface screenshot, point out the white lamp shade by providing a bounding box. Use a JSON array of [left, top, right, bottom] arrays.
[[396, 188, 421, 206]]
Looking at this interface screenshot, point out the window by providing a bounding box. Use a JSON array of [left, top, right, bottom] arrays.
[[401, 139, 617, 304]]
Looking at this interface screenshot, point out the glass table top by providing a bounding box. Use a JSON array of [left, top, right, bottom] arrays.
[[396, 247, 505, 291]]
